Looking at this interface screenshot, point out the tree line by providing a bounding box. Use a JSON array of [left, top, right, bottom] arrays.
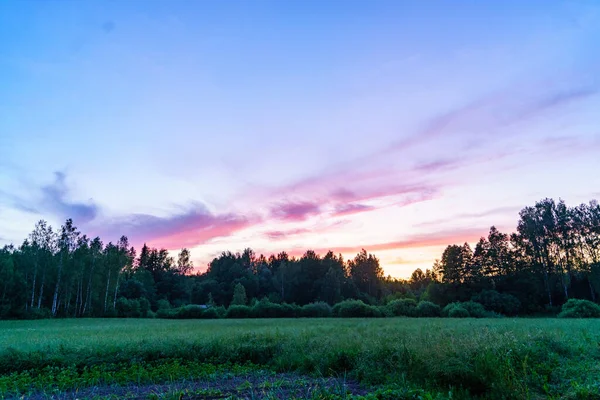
[[0, 197, 598, 319]]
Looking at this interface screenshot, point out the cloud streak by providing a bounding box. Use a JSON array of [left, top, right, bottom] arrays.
[[270, 201, 321, 221], [42, 172, 99, 224], [287, 227, 487, 258], [96, 204, 254, 249]]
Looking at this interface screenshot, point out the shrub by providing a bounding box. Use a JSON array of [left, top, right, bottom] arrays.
[[300, 302, 333, 318], [176, 305, 206, 319], [115, 297, 141, 318], [377, 305, 394, 317], [332, 299, 382, 318], [156, 308, 177, 319], [461, 301, 487, 318], [387, 298, 417, 317], [139, 298, 151, 317], [201, 306, 224, 319], [157, 299, 171, 311], [415, 301, 441, 317], [473, 290, 521, 316], [252, 300, 283, 318], [448, 306, 470, 318], [442, 302, 460, 317], [19, 307, 52, 320], [280, 303, 300, 318], [558, 299, 600, 318], [225, 305, 253, 318]]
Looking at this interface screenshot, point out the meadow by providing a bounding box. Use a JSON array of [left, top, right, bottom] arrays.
[[1, 318, 599, 399]]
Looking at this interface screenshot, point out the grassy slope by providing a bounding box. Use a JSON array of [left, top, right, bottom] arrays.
[[1, 318, 600, 399]]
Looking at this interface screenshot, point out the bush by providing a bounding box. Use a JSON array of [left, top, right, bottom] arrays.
[[377, 305, 394, 317], [558, 299, 600, 318], [139, 298, 151, 317], [252, 300, 283, 318], [225, 305, 253, 319], [473, 290, 521, 316], [442, 301, 486, 318], [448, 306, 470, 318], [442, 302, 460, 317], [201, 306, 224, 319], [156, 308, 177, 319], [415, 301, 441, 317], [19, 307, 52, 320], [300, 302, 333, 318], [461, 301, 487, 318], [332, 299, 382, 318], [157, 299, 171, 311], [387, 298, 417, 317], [280, 303, 300, 318], [251, 300, 299, 318], [176, 305, 206, 319], [115, 297, 141, 318]]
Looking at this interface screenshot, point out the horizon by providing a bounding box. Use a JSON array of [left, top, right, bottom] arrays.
[[1, 1, 600, 278]]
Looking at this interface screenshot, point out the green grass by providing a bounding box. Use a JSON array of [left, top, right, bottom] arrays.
[[1, 318, 600, 399]]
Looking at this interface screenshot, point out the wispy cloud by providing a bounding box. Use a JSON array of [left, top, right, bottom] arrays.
[[264, 227, 310, 240], [415, 206, 521, 228], [270, 201, 321, 221], [42, 172, 99, 224], [96, 204, 254, 249], [333, 203, 374, 217], [287, 227, 487, 257]]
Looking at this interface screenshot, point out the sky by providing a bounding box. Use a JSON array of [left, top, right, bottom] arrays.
[[1, 1, 599, 277]]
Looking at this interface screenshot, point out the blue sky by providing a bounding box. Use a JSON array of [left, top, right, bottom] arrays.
[[1, 1, 599, 276]]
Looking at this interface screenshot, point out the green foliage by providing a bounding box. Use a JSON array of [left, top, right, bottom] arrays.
[[231, 283, 247, 306], [387, 298, 418, 317], [176, 305, 206, 319], [225, 305, 253, 318], [157, 299, 171, 311], [415, 301, 441, 317], [300, 302, 332, 317], [115, 297, 141, 318], [460, 301, 487, 318], [442, 301, 486, 318], [473, 290, 521, 316], [448, 306, 470, 318], [201, 306, 224, 319], [558, 299, 600, 318], [19, 307, 52, 320], [251, 299, 299, 318], [332, 299, 382, 318]]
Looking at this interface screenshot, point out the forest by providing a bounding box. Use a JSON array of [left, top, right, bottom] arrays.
[[0, 197, 599, 319]]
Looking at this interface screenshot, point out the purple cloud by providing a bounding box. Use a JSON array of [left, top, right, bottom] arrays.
[[265, 228, 310, 240], [94, 204, 254, 249], [333, 203, 374, 217], [270, 201, 321, 221], [42, 172, 99, 224]]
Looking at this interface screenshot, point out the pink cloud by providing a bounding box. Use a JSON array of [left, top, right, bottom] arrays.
[[333, 203, 374, 217], [95, 204, 256, 250], [286, 227, 487, 258], [270, 201, 321, 221], [265, 227, 310, 240]]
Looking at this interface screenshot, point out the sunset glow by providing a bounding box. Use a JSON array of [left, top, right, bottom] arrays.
[[1, 1, 599, 277]]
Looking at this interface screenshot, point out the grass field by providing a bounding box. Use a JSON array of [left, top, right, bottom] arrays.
[[1, 318, 599, 399]]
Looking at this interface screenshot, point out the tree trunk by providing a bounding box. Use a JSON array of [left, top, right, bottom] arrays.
[[113, 272, 120, 310], [83, 257, 95, 316], [589, 278, 596, 302], [104, 269, 111, 313], [30, 259, 37, 309], [37, 271, 45, 309], [52, 253, 64, 316]]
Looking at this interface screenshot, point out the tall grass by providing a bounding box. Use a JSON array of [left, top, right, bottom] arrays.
[[2, 318, 599, 398]]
